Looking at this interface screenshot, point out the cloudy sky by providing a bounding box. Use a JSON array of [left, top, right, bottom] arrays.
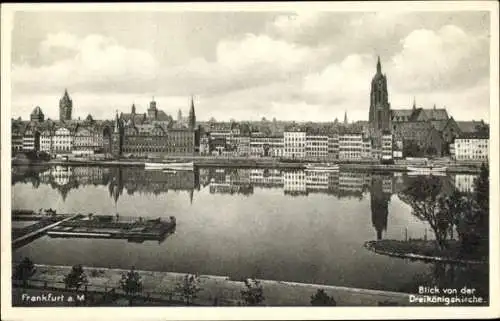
[[10, 9, 491, 122]]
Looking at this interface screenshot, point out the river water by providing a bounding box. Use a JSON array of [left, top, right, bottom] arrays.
[[11, 165, 488, 296]]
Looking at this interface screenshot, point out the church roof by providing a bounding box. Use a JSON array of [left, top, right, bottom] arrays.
[[121, 113, 146, 125], [393, 121, 435, 141], [420, 108, 448, 121], [391, 109, 414, 117], [156, 110, 172, 122], [429, 120, 449, 132], [456, 120, 486, 134]]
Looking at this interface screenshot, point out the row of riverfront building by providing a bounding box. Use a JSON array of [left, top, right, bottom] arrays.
[[12, 57, 490, 162]]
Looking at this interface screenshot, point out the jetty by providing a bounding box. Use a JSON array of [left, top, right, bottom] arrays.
[[47, 215, 176, 243], [12, 209, 177, 248], [12, 212, 82, 249]]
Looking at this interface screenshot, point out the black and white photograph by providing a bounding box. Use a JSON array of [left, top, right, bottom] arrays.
[[1, 2, 499, 320]]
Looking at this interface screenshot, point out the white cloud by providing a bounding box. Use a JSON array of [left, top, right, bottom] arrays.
[[389, 25, 488, 91], [10, 13, 491, 123], [303, 54, 373, 98], [272, 11, 323, 36], [12, 33, 159, 92]]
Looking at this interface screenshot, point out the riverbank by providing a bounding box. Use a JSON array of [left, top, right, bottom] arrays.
[[12, 157, 483, 173], [364, 240, 487, 265], [12, 264, 426, 306]]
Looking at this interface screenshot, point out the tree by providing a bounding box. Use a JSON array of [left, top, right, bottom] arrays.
[[175, 274, 201, 306], [310, 289, 337, 306], [13, 257, 36, 288], [240, 278, 265, 306], [475, 163, 489, 238], [64, 264, 88, 291], [120, 267, 143, 306], [403, 140, 423, 157], [399, 176, 452, 250]]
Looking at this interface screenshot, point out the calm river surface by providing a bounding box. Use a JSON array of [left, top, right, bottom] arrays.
[[11, 165, 487, 295]]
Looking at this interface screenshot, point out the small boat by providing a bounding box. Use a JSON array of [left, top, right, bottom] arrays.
[[408, 171, 446, 177], [304, 163, 340, 172], [145, 162, 194, 171], [407, 165, 447, 174]]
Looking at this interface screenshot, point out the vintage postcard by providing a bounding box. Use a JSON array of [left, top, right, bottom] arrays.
[[1, 2, 499, 320]]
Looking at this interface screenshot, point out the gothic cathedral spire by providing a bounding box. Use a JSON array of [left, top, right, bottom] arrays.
[[369, 56, 391, 131], [188, 95, 196, 130]]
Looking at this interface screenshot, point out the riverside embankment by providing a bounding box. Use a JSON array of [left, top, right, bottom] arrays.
[[12, 156, 483, 173], [14, 264, 426, 306]]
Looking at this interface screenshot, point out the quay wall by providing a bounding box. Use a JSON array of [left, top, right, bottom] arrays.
[[12, 157, 482, 173], [13, 264, 423, 306]]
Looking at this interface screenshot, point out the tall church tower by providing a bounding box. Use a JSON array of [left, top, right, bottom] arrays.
[[59, 89, 73, 122], [147, 97, 158, 120], [112, 111, 122, 156], [188, 96, 196, 130], [369, 57, 391, 131]]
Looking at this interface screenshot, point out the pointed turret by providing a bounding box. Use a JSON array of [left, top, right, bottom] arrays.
[[376, 56, 381, 74], [114, 110, 120, 133], [177, 109, 183, 123], [344, 111, 348, 125], [188, 95, 196, 130], [412, 97, 416, 110]]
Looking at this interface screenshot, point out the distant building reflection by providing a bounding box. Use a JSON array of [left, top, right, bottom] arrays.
[[453, 174, 476, 194], [13, 165, 467, 208], [370, 175, 392, 240]]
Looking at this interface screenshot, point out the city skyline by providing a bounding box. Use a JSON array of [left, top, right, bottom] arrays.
[[11, 10, 491, 122]]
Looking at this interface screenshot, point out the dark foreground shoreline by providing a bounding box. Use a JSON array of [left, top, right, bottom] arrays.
[[12, 264, 458, 307]]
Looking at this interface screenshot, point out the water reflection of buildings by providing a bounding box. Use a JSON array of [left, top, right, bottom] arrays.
[[283, 170, 307, 196], [108, 167, 199, 203], [15, 165, 441, 206], [193, 167, 406, 199], [370, 175, 392, 240], [453, 174, 476, 194], [23, 166, 199, 202], [205, 168, 254, 195]]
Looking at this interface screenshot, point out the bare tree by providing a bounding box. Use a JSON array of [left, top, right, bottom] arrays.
[[120, 267, 143, 306], [64, 264, 88, 291], [399, 176, 452, 250], [175, 274, 201, 306], [241, 278, 265, 306], [310, 289, 336, 306], [13, 257, 36, 288]]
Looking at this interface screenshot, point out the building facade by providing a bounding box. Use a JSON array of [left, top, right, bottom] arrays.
[[328, 135, 339, 159], [40, 128, 53, 152], [250, 133, 284, 157], [306, 135, 329, 159], [73, 126, 96, 155], [339, 133, 363, 160], [452, 134, 489, 161], [22, 124, 40, 151], [284, 130, 306, 159], [53, 126, 73, 154]]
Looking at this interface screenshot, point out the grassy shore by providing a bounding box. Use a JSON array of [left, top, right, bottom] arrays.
[[11, 264, 427, 307], [364, 240, 487, 265]]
